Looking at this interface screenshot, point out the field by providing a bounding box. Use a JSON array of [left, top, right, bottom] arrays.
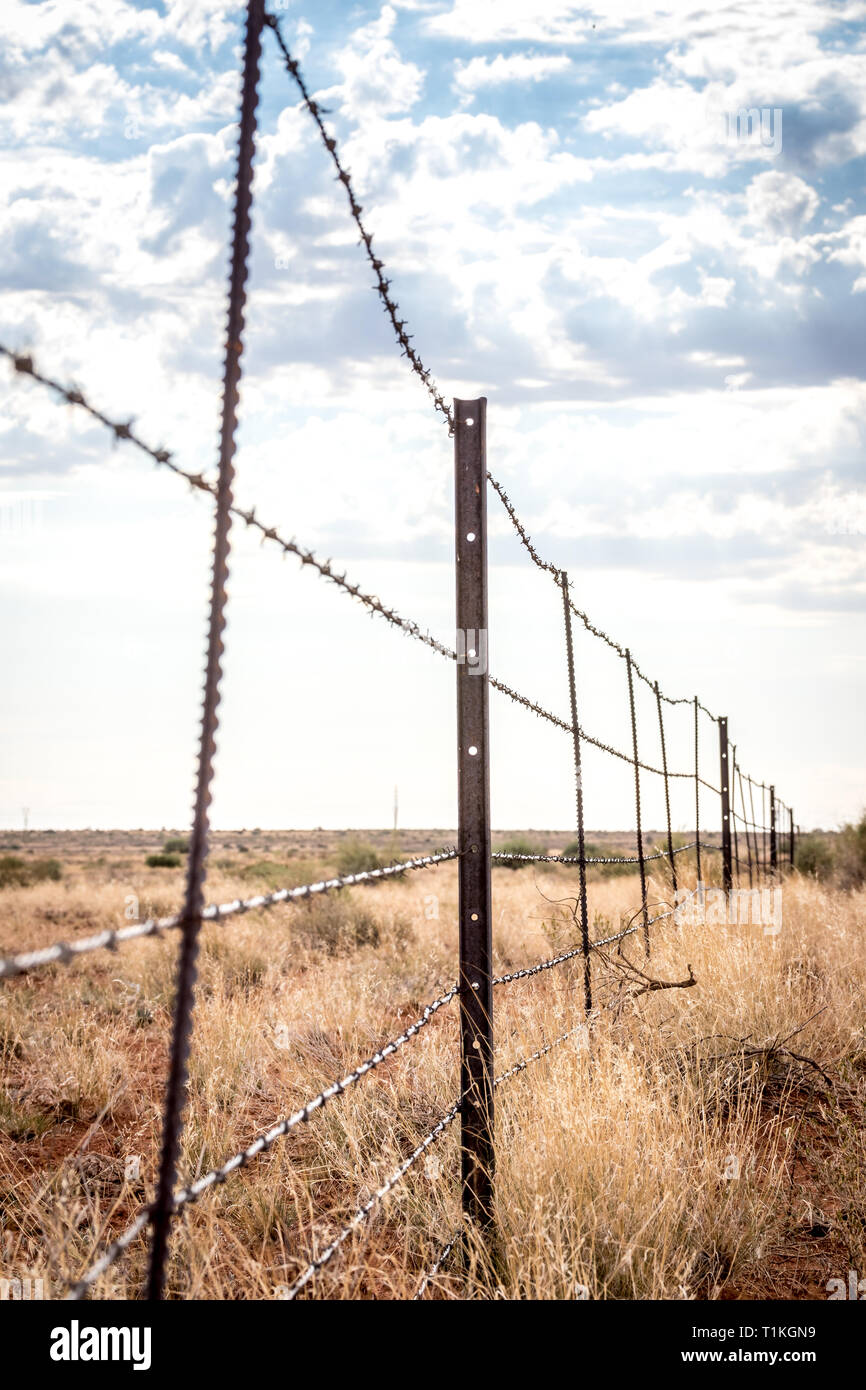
[[1, 830, 864, 1301]]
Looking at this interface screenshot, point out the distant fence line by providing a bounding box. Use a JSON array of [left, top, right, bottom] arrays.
[[0, 0, 796, 1302]]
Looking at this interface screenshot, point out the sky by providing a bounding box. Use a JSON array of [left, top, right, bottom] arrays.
[[1, 0, 865, 835]]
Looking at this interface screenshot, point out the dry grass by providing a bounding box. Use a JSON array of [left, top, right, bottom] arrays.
[[0, 838, 864, 1300]]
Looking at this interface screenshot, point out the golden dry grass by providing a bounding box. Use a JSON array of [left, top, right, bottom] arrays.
[[1, 842, 864, 1300]]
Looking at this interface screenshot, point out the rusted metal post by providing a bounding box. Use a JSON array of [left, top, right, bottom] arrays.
[[654, 681, 677, 898], [454, 397, 494, 1232], [560, 572, 591, 1013], [769, 785, 777, 873], [719, 717, 733, 895], [625, 651, 649, 956], [693, 697, 702, 887], [790, 808, 795, 867]]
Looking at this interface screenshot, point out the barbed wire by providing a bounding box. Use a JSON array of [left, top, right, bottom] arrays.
[[263, 13, 453, 432], [67, 980, 459, 1298], [491, 842, 698, 868], [0, 849, 458, 980], [412, 1227, 462, 1300], [280, 1097, 461, 1300], [0, 346, 743, 788]]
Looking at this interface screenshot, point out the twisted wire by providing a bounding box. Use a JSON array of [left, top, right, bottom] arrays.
[[561, 570, 591, 1011], [0, 849, 458, 981], [147, 1, 264, 1302], [625, 651, 650, 956], [655, 680, 677, 897], [492, 842, 698, 868], [68, 981, 458, 1297], [412, 1227, 462, 1300], [263, 13, 452, 432], [280, 1098, 461, 1300]]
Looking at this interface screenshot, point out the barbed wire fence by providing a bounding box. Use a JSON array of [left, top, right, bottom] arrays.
[[0, 0, 798, 1302]]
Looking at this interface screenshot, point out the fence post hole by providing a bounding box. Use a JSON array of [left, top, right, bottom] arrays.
[[718, 717, 733, 895], [654, 680, 677, 898], [454, 397, 494, 1234], [769, 785, 777, 873], [145, 0, 264, 1302], [560, 572, 591, 1013], [625, 650, 649, 956]]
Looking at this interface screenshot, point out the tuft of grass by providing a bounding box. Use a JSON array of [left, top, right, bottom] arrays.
[[494, 836, 548, 868], [334, 837, 384, 878], [562, 840, 635, 879], [0, 855, 62, 889]]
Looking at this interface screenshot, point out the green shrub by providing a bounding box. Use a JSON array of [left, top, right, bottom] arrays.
[[335, 837, 384, 877], [240, 859, 316, 890], [163, 836, 190, 854], [293, 896, 380, 955], [493, 836, 547, 869], [562, 840, 635, 879], [835, 813, 866, 890], [145, 853, 181, 869], [795, 836, 834, 880], [0, 855, 62, 889]]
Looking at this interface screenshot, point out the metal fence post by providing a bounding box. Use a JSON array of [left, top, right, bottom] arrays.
[[625, 651, 649, 956], [719, 717, 733, 895], [693, 696, 702, 887], [454, 397, 494, 1232], [790, 808, 795, 868], [560, 573, 591, 1013], [769, 785, 777, 873], [655, 681, 677, 898]]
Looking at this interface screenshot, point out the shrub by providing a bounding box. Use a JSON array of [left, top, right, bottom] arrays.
[[835, 813, 866, 890], [562, 840, 635, 879], [795, 836, 834, 880], [335, 837, 384, 878], [145, 853, 181, 869], [163, 836, 190, 854], [493, 836, 547, 869], [0, 855, 62, 889], [293, 896, 380, 954]]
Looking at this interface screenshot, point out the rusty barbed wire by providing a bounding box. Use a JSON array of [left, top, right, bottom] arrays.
[[413, 1227, 462, 1300], [0, 349, 723, 782], [67, 979, 459, 1298], [280, 1097, 461, 1300], [263, 12, 453, 432], [147, 2, 264, 1299], [0, 849, 458, 980], [486, 471, 726, 721], [491, 843, 698, 868], [493, 903, 683, 988]]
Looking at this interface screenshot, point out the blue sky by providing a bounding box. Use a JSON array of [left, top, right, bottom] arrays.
[[1, 0, 865, 833]]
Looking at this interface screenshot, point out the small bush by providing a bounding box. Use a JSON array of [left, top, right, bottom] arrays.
[[562, 841, 635, 878], [240, 859, 317, 890], [293, 896, 380, 955], [493, 836, 547, 869], [835, 813, 866, 890], [163, 836, 190, 854], [335, 837, 384, 877], [0, 855, 62, 889], [145, 853, 181, 869], [795, 836, 834, 880]]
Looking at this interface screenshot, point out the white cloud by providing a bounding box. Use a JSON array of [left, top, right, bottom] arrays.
[[454, 52, 571, 96]]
